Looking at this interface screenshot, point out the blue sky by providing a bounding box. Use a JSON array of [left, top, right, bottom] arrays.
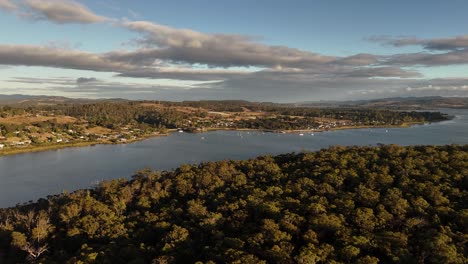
[[1, 0, 468, 102]]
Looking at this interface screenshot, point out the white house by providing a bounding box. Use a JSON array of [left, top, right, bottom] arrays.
[[0, 144, 4, 149]]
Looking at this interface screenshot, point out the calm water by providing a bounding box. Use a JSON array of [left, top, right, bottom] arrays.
[[1, 109, 467, 208]]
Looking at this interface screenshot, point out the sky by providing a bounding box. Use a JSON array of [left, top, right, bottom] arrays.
[[1, 0, 468, 102]]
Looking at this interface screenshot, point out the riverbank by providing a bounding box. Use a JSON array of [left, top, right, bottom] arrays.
[[207, 121, 427, 134], [0, 132, 170, 157], [0, 121, 433, 157]]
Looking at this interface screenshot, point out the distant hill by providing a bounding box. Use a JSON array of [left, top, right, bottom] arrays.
[[0, 94, 126, 106], [298, 96, 468, 109], [2, 94, 468, 109]]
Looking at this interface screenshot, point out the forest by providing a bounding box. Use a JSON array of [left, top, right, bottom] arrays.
[[0, 144, 466, 263]]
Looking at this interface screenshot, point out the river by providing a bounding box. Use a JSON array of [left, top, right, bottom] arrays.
[[1, 108, 467, 208]]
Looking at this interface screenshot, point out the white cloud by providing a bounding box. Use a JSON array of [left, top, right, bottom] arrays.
[[24, 0, 108, 23], [1, 0, 109, 24], [0, 45, 137, 72], [119, 20, 337, 68]]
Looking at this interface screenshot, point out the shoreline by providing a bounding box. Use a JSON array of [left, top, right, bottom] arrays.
[[0, 121, 433, 157], [0, 132, 170, 157]]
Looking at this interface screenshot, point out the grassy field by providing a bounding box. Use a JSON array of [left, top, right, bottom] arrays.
[[0, 114, 77, 125]]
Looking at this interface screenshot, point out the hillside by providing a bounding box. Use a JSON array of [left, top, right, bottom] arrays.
[[299, 96, 468, 109], [0, 145, 466, 263], [2, 94, 468, 109]]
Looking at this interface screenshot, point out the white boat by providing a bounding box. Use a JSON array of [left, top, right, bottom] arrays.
[[299, 133, 304, 136]]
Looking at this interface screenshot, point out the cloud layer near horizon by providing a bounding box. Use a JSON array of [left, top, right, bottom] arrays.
[[1, 0, 468, 101]]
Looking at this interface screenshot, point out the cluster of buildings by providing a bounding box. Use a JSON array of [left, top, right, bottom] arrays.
[[0, 125, 156, 151]]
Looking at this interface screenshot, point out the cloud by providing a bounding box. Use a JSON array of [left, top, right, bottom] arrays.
[[0, 3, 437, 80], [7, 76, 75, 85], [24, 0, 108, 23], [385, 49, 468, 66], [369, 35, 468, 51], [335, 53, 380, 66], [116, 68, 251, 81], [2, 3, 468, 102], [210, 72, 468, 102], [0, 0, 16, 11], [348, 80, 468, 99], [368, 35, 423, 48], [0, 43, 425, 102], [119, 20, 337, 68], [0, 44, 258, 82], [5, 71, 468, 102], [4, 75, 221, 100], [367, 35, 468, 67], [1, 0, 108, 24], [0, 45, 137, 72], [343, 67, 421, 78], [111, 21, 420, 80], [0, 42, 418, 81], [76, 77, 98, 84]]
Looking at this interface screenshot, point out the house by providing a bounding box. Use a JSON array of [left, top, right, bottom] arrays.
[[57, 139, 63, 143], [0, 144, 4, 149]]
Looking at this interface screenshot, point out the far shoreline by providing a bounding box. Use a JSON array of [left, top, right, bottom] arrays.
[[0, 120, 435, 157]]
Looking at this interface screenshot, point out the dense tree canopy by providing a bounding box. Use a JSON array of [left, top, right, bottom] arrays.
[[0, 145, 466, 263]]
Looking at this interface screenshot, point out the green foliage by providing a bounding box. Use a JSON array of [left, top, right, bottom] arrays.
[[0, 145, 466, 263]]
